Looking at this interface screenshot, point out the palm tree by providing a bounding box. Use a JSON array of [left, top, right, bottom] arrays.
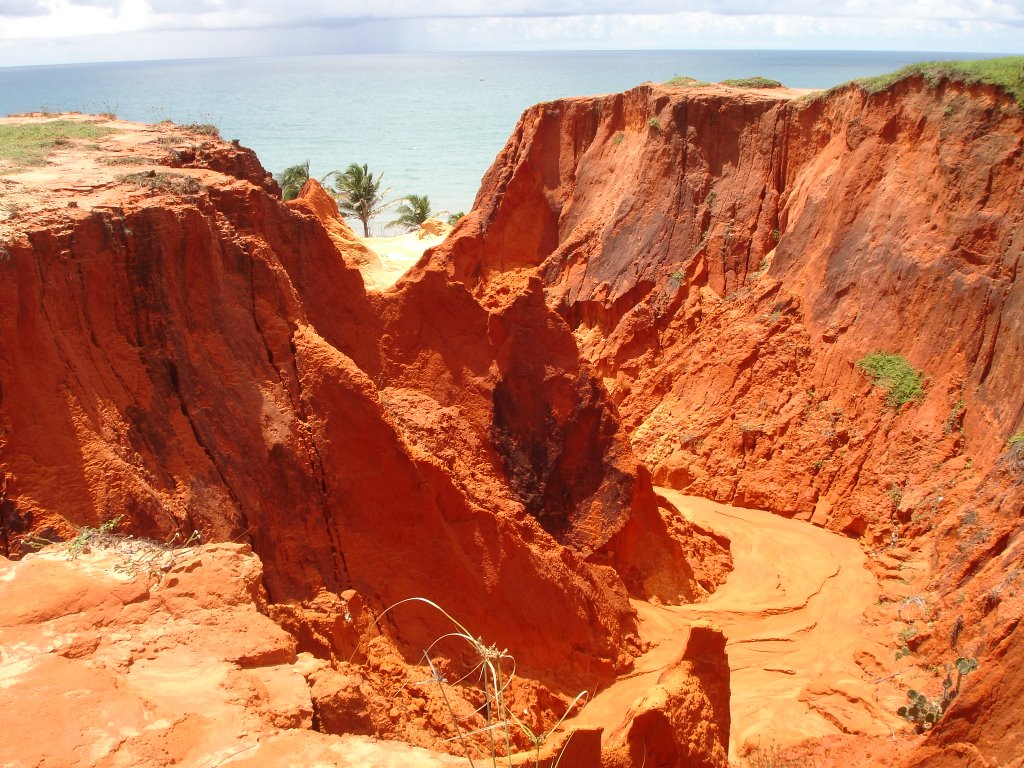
[[328, 163, 395, 237], [276, 160, 310, 201], [389, 194, 432, 231]]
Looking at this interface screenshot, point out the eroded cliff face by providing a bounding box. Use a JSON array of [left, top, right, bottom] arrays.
[[0, 116, 726, 700], [426, 76, 1023, 765], [3, 71, 1020, 766], [436, 78, 1023, 541]]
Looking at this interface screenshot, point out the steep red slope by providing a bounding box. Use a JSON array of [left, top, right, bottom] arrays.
[[0, 116, 725, 697]]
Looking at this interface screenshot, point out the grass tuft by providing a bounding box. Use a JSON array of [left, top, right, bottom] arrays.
[[378, 597, 587, 767], [856, 352, 925, 409], [0, 120, 114, 168], [854, 56, 1024, 107], [120, 170, 202, 194], [181, 123, 220, 137]]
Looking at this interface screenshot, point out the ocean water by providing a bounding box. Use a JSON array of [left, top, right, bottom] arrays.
[[0, 50, 1002, 230]]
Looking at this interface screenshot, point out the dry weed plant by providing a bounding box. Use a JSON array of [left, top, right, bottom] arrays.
[[379, 597, 588, 768]]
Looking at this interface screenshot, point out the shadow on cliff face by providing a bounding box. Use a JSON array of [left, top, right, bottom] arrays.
[[490, 279, 628, 547], [493, 373, 627, 543]]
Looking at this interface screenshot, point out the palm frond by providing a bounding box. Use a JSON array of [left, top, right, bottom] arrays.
[[275, 160, 310, 201]]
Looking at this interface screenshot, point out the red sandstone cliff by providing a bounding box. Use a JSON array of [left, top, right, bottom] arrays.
[[0, 117, 724, 701], [434, 77, 1022, 542], [3, 66, 1022, 766]]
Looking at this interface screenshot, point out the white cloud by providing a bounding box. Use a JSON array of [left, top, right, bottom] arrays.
[[414, 10, 1022, 51], [0, 0, 1021, 64]]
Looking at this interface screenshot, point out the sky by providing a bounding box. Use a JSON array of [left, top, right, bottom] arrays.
[[0, 0, 1021, 67]]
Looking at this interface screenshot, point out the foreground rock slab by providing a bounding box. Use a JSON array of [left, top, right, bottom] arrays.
[[0, 542, 465, 767]]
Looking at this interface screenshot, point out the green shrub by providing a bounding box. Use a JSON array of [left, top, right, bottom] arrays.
[[897, 657, 978, 733], [665, 75, 708, 87], [1009, 431, 1024, 448], [721, 76, 784, 89], [856, 352, 924, 408], [647, 117, 662, 130], [120, 171, 202, 194]]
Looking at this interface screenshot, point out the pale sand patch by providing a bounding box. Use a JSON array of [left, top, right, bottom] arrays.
[[360, 231, 446, 291]]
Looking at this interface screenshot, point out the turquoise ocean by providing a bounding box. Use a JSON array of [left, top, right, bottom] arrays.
[[0, 50, 1003, 230]]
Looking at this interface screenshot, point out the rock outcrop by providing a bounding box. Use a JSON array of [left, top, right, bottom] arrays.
[[0, 541, 467, 767], [603, 625, 731, 768]]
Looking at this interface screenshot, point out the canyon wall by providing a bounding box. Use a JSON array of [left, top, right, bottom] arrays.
[[0, 120, 723, 694], [433, 77, 1023, 542], [2, 67, 1021, 765]]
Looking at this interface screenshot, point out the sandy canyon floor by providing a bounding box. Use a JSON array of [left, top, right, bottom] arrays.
[[567, 489, 909, 763]]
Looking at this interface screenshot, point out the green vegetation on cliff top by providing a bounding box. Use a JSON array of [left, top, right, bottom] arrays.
[[0, 120, 114, 169], [720, 76, 783, 89], [854, 56, 1024, 107], [665, 75, 783, 89], [665, 75, 708, 87], [664, 57, 1023, 108]]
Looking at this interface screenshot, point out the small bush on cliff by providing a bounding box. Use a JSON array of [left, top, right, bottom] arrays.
[[855, 56, 1024, 108], [856, 352, 924, 409], [743, 739, 795, 768], [665, 75, 708, 87], [721, 77, 784, 89], [897, 657, 978, 733], [120, 170, 202, 195], [25, 514, 201, 581], [0, 120, 113, 168], [1009, 431, 1024, 449], [182, 122, 220, 137]]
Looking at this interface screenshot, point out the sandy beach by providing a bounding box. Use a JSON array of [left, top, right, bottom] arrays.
[[360, 229, 447, 290]]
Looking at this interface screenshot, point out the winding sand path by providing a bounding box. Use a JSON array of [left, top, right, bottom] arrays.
[[575, 490, 891, 759]]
